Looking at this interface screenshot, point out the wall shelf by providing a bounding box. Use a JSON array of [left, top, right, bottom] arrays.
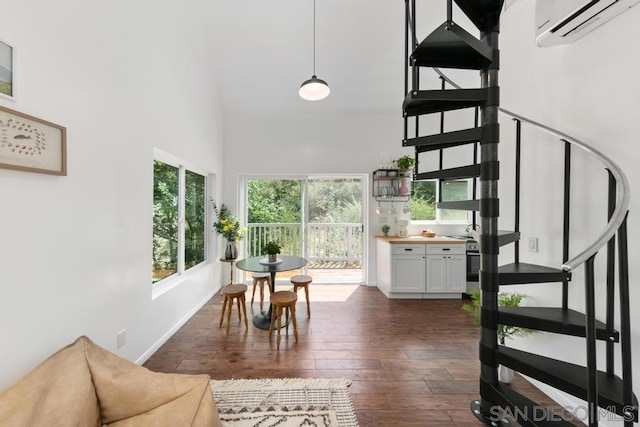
[[373, 169, 412, 201]]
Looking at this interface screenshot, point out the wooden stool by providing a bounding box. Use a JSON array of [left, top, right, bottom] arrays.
[[251, 273, 271, 312], [269, 291, 298, 350], [219, 284, 248, 336], [290, 274, 312, 318]]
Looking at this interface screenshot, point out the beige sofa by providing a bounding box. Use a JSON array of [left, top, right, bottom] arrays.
[[0, 336, 222, 426]]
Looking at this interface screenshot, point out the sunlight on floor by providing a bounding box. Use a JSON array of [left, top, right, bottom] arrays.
[[276, 284, 361, 303], [304, 284, 360, 302]]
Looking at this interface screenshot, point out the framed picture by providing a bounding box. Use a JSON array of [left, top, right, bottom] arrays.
[[0, 39, 14, 100], [0, 105, 67, 175]]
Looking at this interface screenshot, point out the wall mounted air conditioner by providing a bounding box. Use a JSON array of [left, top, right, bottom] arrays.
[[536, 0, 640, 47]]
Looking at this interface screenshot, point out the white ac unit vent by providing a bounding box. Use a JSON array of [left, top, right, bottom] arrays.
[[536, 0, 640, 47]]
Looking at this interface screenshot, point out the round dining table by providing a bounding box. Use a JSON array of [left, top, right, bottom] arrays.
[[236, 255, 307, 329]]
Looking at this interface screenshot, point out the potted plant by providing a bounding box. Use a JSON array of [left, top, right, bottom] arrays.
[[462, 289, 536, 383], [395, 155, 415, 193], [395, 155, 415, 175], [380, 224, 390, 237], [262, 240, 282, 263]]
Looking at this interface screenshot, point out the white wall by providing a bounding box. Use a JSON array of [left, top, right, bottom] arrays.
[[0, 0, 225, 390], [499, 1, 640, 423]]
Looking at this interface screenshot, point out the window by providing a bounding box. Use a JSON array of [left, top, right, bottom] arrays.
[[184, 170, 206, 268], [411, 179, 469, 222], [153, 156, 207, 285], [410, 180, 436, 221], [243, 175, 366, 283], [153, 161, 179, 281]]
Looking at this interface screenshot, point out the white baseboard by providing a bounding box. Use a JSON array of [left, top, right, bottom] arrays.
[[135, 289, 217, 365]]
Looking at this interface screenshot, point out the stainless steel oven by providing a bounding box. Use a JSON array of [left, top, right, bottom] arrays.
[[466, 239, 480, 293], [446, 236, 479, 294]]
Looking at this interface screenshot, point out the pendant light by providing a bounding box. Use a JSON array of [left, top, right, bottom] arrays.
[[299, 0, 330, 101]]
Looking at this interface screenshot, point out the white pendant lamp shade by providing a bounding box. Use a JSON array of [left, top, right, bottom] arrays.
[[300, 0, 329, 101], [299, 75, 330, 101]]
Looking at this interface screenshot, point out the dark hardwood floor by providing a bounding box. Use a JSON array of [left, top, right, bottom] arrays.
[[143, 284, 563, 426]]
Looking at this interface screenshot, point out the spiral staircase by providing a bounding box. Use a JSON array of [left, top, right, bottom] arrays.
[[402, 1, 636, 425]]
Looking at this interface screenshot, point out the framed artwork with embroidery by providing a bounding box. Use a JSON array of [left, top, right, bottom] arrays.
[[0, 105, 67, 175]]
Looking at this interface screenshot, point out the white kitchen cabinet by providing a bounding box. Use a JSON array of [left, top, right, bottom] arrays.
[[426, 244, 466, 293], [426, 254, 466, 293], [376, 239, 466, 299], [391, 245, 426, 293]]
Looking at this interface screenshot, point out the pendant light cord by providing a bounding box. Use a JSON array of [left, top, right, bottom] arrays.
[[313, 0, 317, 76]]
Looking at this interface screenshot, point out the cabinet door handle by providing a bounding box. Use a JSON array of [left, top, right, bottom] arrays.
[[442, 248, 451, 251], [404, 248, 413, 251]]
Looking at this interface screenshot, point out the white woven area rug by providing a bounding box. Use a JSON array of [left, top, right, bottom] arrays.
[[210, 377, 358, 427]]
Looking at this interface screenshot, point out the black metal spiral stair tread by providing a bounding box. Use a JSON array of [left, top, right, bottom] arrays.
[[498, 306, 619, 342], [469, 230, 521, 248], [479, 381, 576, 426], [496, 346, 639, 421], [411, 21, 493, 70], [403, 127, 482, 152], [497, 230, 520, 247], [403, 88, 487, 117], [416, 164, 480, 181], [454, 0, 505, 31], [498, 262, 569, 285]]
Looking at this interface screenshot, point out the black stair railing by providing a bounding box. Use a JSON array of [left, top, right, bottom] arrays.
[[563, 140, 571, 310], [435, 69, 634, 425], [618, 213, 633, 424], [513, 119, 521, 264], [607, 171, 617, 376], [434, 68, 632, 252]]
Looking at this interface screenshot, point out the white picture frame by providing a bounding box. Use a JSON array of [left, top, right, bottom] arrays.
[[0, 38, 15, 100]]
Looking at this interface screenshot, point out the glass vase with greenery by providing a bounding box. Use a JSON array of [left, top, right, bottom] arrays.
[[211, 200, 246, 242], [212, 200, 246, 259]]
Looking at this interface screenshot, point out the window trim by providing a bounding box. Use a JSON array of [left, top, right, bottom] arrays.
[[152, 148, 211, 298]]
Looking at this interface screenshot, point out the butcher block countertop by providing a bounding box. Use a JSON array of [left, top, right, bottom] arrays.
[[375, 236, 466, 244]]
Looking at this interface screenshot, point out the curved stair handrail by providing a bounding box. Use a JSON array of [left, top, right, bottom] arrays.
[[433, 67, 630, 273]]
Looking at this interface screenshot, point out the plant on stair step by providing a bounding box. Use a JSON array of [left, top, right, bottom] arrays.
[[462, 289, 536, 345], [463, 290, 536, 383]]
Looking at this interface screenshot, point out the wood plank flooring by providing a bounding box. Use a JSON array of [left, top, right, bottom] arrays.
[[143, 284, 564, 426]]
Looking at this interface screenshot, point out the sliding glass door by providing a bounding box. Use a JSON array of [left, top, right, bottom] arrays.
[[242, 175, 365, 284]]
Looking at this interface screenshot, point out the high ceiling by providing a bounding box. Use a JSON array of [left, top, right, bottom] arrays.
[[209, 0, 487, 115]]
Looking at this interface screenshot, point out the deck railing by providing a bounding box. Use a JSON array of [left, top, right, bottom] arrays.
[[246, 223, 363, 266]]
